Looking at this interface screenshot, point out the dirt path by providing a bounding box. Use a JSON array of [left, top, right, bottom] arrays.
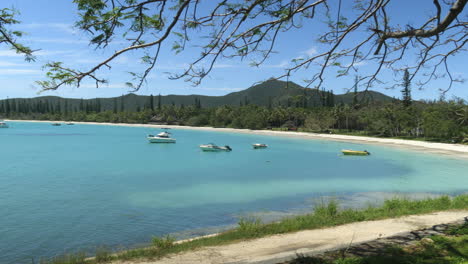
[[114, 211, 468, 264]]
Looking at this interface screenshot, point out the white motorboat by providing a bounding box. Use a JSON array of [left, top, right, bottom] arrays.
[[147, 131, 176, 143], [0, 121, 8, 128], [252, 143, 268, 149], [199, 143, 232, 152]]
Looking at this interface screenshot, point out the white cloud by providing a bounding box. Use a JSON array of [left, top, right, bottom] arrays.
[[156, 63, 190, 70], [114, 55, 131, 64], [75, 58, 102, 64], [0, 49, 79, 58], [35, 49, 78, 56], [0, 61, 30, 67], [21, 23, 77, 34], [345, 60, 368, 68], [0, 50, 23, 57], [29, 37, 89, 44], [0, 69, 41, 75], [261, 60, 289, 68], [213, 63, 237, 69], [304, 46, 317, 56], [77, 83, 130, 89]]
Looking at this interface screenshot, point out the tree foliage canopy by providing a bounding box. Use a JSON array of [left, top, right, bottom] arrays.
[[1, 0, 467, 92], [0, 7, 35, 61]]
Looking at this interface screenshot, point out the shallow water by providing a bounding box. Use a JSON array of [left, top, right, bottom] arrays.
[[1, 121, 467, 263]]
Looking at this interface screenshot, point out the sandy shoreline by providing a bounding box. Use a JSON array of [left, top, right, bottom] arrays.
[[6, 119, 468, 159]]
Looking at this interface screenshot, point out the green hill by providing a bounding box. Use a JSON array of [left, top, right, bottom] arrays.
[[0, 79, 394, 112]]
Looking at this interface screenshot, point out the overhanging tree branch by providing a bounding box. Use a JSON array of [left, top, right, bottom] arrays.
[[35, 0, 467, 93]]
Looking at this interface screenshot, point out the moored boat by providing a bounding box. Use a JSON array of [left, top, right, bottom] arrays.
[[199, 143, 232, 152], [341, 149, 370, 156], [0, 121, 9, 128], [66, 123, 74, 125], [147, 131, 176, 143], [51, 123, 61, 126], [252, 143, 268, 149]]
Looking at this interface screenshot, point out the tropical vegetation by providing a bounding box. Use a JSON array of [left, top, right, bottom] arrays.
[[1, 80, 466, 143]]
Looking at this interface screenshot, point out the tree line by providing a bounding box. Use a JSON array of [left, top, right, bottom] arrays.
[[1, 94, 466, 143]]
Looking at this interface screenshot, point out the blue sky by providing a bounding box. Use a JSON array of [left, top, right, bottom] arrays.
[[0, 0, 466, 100]]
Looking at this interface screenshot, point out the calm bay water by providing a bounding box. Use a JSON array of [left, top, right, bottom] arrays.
[[1, 121, 467, 263]]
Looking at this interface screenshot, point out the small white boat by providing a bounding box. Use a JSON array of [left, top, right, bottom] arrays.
[[252, 143, 268, 149], [66, 123, 74, 125], [147, 131, 176, 143], [199, 143, 232, 152], [0, 121, 9, 128]]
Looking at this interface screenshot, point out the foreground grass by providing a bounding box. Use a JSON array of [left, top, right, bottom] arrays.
[[292, 222, 468, 264], [40, 195, 468, 264]]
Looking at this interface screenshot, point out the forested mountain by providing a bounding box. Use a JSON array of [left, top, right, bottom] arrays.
[[0, 80, 394, 112]]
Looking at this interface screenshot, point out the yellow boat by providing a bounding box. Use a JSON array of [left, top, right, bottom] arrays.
[[341, 149, 370, 156]]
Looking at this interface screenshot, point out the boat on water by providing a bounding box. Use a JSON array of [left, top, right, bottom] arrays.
[[51, 123, 61, 126], [341, 149, 370, 156], [199, 143, 232, 152], [147, 131, 176, 143], [66, 123, 74, 125], [252, 143, 268, 149], [0, 121, 9, 128]]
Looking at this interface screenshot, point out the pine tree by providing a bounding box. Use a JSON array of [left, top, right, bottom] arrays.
[[353, 75, 359, 107], [11, 99, 17, 113], [302, 90, 308, 108], [45, 100, 50, 113], [320, 88, 327, 106], [157, 94, 162, 110], [331, 90, 335, 106], [96, 99, 101, 112], [113, 98, 118, 113], [149, 94, 154, 111], [401, 69, 412, 107], [64, 100, 69, 115], [5, 99, 10, 115]]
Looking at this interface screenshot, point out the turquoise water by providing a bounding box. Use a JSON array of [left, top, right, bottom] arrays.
[[1, 121, 467, 263]]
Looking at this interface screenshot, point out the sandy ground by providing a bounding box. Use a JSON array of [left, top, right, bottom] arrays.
[[113, 211, 468, 264], [6, 120, 468, 158]]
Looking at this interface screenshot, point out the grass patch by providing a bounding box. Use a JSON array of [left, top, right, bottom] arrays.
[[40, 194, 468, 264]]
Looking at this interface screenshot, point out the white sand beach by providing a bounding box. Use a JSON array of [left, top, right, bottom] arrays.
[[6, 119, 468, 158]]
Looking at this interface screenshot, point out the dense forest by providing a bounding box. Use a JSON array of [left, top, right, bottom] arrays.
[[0, 80, 467, 143]]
